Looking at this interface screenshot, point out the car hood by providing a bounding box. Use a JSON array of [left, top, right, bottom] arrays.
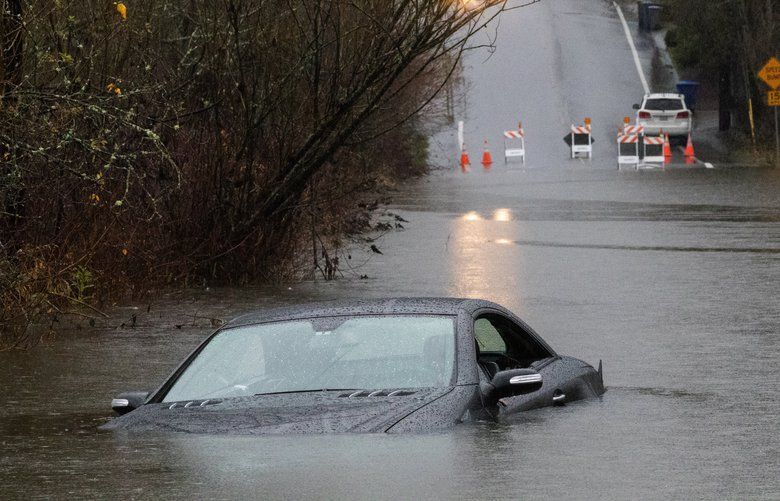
[[100, 388, 455, 434]]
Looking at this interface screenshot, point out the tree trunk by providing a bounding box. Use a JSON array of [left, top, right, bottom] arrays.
[[1, 0, 24, 101], [718, 63, 732, 132]]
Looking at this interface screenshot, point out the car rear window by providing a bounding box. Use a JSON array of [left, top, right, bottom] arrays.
[[644, 98, 685, 111]]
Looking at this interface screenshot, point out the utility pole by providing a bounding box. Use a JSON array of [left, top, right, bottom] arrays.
[[718, 63, 731, 132], [775, 105, 779, 167]]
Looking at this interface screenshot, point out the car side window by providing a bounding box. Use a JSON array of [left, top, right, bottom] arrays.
[[474, 318, 506, 354], [474, 313, 553, 371]]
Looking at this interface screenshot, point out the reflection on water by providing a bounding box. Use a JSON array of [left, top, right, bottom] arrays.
[[492, 208, 513, 222], [449, 208, 528, 310], [462, 210, 482, 221]]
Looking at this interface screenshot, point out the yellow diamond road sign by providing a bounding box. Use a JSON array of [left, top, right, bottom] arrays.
[[758, 57, 780, 90]]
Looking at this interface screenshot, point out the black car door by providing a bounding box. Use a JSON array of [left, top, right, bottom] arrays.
[[473, 312, 572, 414]]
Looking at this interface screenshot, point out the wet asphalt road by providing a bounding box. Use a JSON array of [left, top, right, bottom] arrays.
[[2, 1, 779, 499]]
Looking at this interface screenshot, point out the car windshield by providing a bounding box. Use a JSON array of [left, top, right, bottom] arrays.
[[644, 98, 684, 111], [162, 315, 456, 402]]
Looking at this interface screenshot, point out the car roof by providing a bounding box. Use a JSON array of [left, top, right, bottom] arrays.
[[224, 297, 502, 329]]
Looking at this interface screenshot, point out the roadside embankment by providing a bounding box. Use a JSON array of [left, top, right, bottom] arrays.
[[655, 0, 778, 166], [1, 1, 514, 347]]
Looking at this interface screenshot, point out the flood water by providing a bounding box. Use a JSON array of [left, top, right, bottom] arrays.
[[2, 164, 778, 499], [3, 1, 780, 499]]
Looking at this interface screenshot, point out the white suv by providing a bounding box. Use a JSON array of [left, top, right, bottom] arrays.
[[634, 93, 692, 140]]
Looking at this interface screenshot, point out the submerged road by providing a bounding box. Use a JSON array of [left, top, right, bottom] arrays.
[[440, 0, 697, 169], [1, 1, 778, 499], [450, 0, 650, 169]]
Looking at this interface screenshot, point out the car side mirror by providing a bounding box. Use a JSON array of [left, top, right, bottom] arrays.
[[111, 391, 150, 415], [482, 368, 543, 402], [632, 103, 641, 110]]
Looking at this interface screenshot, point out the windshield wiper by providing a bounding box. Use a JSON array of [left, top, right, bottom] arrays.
[[254, 388, 358, 396]]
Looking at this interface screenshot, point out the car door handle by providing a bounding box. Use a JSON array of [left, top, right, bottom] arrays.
[[552, 392, 566, 404]]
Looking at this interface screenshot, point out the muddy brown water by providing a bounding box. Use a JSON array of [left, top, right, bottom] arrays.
[[2, 165, 778, 500], [3, 1, 780, 498]]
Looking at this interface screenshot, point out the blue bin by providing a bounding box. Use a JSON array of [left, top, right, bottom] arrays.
[[638, 1, 648, 30], [647, 5, 663, 30], [676, 80, 700, 110], [638, 2, 662, 31]]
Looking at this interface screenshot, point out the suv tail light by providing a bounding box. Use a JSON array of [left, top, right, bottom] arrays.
[[638, 111, 651, 119], [676, 111, 690, 119]]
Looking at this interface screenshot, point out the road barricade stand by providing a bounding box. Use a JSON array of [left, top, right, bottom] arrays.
[[617, 124, 643, 169], [570, 123, 592, 159], [503, 126, 526, 164], [623, 124, 644, 136], [642, 135, 665, 166], [617, 133, 640, 168]]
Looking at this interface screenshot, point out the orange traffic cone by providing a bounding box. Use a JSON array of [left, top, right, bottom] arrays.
[[481, 140, 493, 168], [663, 132, 672, 164], [460, 148, 471, 172], [684, 133, 695, 163]]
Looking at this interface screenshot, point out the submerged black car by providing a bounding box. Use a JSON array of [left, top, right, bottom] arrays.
[[102, 298, 605, 434]]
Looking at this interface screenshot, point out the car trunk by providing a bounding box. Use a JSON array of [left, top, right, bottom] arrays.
[[649, 109, 680, 122]]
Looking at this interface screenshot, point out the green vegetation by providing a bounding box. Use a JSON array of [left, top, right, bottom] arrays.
[[1, 0, 518, 347], [662, 0, 778, 143]]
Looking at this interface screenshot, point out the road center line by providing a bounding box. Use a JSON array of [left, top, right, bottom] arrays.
[[614, 2, 650, 94]]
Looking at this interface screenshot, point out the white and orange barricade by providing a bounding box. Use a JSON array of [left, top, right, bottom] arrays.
[[622, 124, 645, 136], [617, 132, 641, 168], [503, 124, 526, 164], [617, 124, 643, 168], [570, 121, 593, 159], [642, 135, 665, 165]]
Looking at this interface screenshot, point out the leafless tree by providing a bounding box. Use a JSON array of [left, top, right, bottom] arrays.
[[1, 0, 541, 346]]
